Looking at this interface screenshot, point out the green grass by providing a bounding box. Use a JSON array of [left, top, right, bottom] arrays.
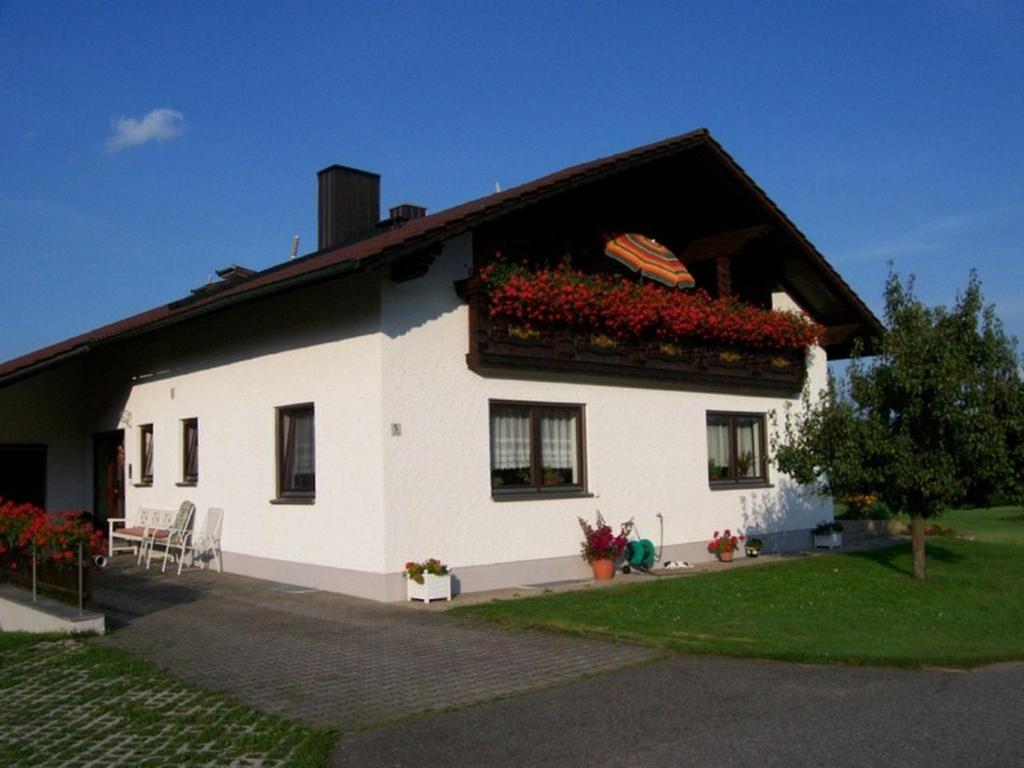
[[0, 633, 336, 768], [941, 505, 1024, 545], [453, 507, 1024, 668]]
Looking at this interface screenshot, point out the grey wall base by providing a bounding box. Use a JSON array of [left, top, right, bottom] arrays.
[[0, 584, 105, 634], [220, 528, 815, 603], [220, 551, 394, 602]]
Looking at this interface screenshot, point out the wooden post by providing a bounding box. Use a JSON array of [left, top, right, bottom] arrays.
[[715, 256, 732, 296]]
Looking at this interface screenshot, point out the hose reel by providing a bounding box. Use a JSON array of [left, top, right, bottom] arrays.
[[625, 538, 656, 570]]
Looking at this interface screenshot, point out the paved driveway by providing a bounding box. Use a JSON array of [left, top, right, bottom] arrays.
[[331, 655, 1024, 767], [93, 563, 658, 731]]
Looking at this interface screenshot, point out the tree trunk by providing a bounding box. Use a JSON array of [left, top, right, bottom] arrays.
[[911, 514, 926, 580]]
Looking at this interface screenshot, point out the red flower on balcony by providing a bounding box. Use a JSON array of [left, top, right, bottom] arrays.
[[477, 259, 821, 352]]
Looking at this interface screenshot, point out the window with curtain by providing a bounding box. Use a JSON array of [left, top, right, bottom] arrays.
[[706, 412, 767, 485], [140, 424, 154, 485], [182, 418, 198, 483], [490, 401, 584, 495], [278, 404, 315, 498]]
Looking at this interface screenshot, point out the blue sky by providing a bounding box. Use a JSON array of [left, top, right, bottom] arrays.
[[1, 0, 1022, 363]]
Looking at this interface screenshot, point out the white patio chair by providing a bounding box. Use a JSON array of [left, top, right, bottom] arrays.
[[184, 507, 224, 574], [141, 501, 195, 570], [139, 508, 174, 566]]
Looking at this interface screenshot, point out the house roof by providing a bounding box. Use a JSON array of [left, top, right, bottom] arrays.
[[0, 129, 882, 386]]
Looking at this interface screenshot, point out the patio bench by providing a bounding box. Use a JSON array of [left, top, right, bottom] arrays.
[[107, 506, 178, 563]]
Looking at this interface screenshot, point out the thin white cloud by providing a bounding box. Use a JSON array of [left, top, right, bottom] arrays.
[[834, 202, 1024, 264], [104, 108, 185, 153]]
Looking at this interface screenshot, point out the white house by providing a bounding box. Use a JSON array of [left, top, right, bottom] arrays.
[[0, 129, 880, 601]]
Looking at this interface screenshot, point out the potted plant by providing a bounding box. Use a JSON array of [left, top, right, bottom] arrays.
[[578, 512, 633, 580], [745, 537, 763, 558], [404, 557, 452, 602], [707, 529, 744, 562], [812, 520, 844, 549], [707, 459, 729, 481]]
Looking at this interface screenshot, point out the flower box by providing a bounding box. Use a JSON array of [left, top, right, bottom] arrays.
[[460, 278, 807, 394], [406, 573, 452, 603], [814, 532, 843, 550]]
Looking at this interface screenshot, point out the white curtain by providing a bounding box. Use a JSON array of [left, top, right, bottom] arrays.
[[706, 419, 731, 475], [184, 421, 198, 480], [283, 409, 315, 490], [142, 427, 154, 480], [490, 407, 531, 470], [735, 418, 762, 478], [540, 408, 578, 478]]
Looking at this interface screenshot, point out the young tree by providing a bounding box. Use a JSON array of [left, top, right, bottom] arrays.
[[775, 271, 1024, 579]]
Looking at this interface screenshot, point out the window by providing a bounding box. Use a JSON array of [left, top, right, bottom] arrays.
[[182, 419, 198, 484], [277, 404, 315, 499], [489, 401, 585, 495], [706, 412, 767, 485], [139, 424, 154, 485]]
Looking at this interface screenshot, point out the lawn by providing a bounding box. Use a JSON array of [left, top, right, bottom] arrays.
[[453, 506, 1024, 668], [0, 633, 335, 768], [941, 504, 1024, 545]]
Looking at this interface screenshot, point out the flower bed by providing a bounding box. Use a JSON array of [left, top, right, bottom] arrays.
[[478, 260, 822, 352], [0, 500, 105, 607]]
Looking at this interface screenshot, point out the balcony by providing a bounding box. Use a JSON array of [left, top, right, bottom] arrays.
[[460, 279, 807, 394]]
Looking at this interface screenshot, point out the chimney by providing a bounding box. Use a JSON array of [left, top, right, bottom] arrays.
[[388, 203, 427, 223], [317, 165, 381, 251]]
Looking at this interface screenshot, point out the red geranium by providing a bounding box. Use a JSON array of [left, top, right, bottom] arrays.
[[403, 557, 449, 585], [707, 529, 744, 554], [477, 259, 822, 352], [0, 499, 106, 569]]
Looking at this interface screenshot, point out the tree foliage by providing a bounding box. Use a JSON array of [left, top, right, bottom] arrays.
[[775, 270, 1024, 578]]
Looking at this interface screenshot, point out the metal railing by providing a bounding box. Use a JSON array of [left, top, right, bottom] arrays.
[[14, 543, 92, 613]]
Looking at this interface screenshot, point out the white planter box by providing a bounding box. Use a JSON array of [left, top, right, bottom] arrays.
[[814, 532, 843, 550], [406, 573, 452, 603]]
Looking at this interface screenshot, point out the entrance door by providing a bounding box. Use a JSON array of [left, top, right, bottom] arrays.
[[93, 431, 124, 530], [0, 445, 47, 507]]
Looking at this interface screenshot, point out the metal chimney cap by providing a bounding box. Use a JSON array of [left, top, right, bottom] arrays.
[[316, 164, 380, 179]]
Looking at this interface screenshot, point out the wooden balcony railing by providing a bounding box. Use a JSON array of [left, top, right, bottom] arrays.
[[460, 279, 807, 394]]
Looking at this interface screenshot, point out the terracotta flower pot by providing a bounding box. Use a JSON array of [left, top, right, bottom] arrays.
[[717, 550, 734, 563], [591, 558, 615, 581]]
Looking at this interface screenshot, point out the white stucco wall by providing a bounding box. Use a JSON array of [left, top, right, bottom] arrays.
[[379, 238, 831, 582], [113, 275, 388, 575], [2, 236, 834, 599]]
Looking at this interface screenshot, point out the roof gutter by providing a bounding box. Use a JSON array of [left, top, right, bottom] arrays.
[[0, 258, 368, 389], [0, 345, 92, 388], [109, 257, 368, 347]]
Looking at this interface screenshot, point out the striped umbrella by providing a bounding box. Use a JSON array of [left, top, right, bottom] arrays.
[[604, 233, 695, 288]]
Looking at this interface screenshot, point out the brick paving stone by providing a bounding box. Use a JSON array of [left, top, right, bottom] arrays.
[[0, 639, 313, 768], [93, 560, 659, 731]]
